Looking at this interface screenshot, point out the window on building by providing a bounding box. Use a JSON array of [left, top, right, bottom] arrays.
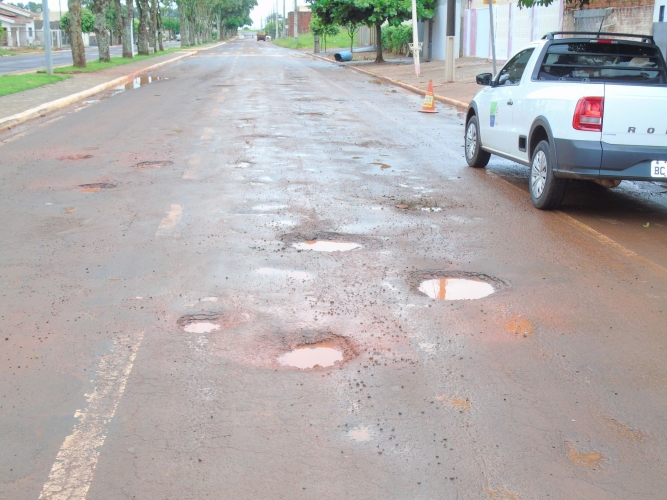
[[660, 5, 665, 22], [29, 27, 33, 36]]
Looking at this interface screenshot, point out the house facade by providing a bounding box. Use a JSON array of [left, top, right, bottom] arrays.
[[0, 2, 36, 46]]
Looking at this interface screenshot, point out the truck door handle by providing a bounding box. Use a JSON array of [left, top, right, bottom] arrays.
[[507, 99, 513, 106]]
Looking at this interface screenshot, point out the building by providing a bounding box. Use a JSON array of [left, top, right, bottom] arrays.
[[655, 0, 666, 56], [0, 1, 36, 46], [287, 5, 312, 37]]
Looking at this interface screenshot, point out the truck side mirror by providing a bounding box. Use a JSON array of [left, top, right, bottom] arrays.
[[476, 73, 493, 86]]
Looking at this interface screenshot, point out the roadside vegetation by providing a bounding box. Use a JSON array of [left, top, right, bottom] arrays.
[[273, 31, 356, 51], [47, 47, 184, 73], [0, 74, 71, 97]]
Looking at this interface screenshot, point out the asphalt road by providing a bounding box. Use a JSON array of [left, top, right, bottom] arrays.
[[1, 39, 667, 499], [0, 42, 182, 74]]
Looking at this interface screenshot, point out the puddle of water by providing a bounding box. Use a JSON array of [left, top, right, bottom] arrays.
[[449, 398, 471, 412], [252, 204, 288, 211], [114, 75, 167, 93], [506, 315, 533, 336], [183, 322, 220, 334], [293, 240, 361, 252], [278, 343, 343, 369], [256, 268, 312, 280], [566, 443, 603, 468], [348, 425, 374, 442], [420, 207, 442, 212], [419, 278, 494, 301]]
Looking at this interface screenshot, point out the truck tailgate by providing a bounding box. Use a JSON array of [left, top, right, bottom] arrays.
[[602, 85, 667, 147]]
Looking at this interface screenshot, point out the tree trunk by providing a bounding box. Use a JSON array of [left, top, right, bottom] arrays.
[[157, 3, 164, 51], [150, 0, 157, 53], [92, 0, 111, 62], [136, 0, 149, 54], [68, 0, 87, 67], [114, 0, 123, 46], [180, 9, 188, 46], [121, 0, 133, 58], [374, 21, 384, 63]]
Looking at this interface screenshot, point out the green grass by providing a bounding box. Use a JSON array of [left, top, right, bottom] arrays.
[[0, 49, 16, 56], [273, 32, 357, 51], [48, 47, 185, 74], [0, 74, 71, 97]]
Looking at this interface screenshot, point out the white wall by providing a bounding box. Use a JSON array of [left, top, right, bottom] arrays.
[[431, 0, 461, 60]]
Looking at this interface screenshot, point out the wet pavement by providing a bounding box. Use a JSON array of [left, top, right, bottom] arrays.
[[1, 38, 667, 499]]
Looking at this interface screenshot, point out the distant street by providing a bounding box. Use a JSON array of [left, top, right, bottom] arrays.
[[1, 39, 667, 499], [0, 41, 181, 74]]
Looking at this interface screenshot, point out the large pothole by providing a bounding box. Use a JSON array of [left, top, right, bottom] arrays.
[[281, 232, 373, 252], [412, 271, 507, 301], [277, 335, 358, 370]]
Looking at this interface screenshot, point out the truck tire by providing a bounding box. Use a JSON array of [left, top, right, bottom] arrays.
[[529, 140, 567, 210], [465, 115, 490, 168]]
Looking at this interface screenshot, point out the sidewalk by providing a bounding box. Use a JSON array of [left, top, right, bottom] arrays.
[[314, 51, 495, 109], [0, 41, 228, 130]]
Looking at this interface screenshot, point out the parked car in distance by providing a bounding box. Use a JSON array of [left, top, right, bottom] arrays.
[[175, 34, 181, 41], [465, 31, 667, 210], [257, 31, 266, 41]]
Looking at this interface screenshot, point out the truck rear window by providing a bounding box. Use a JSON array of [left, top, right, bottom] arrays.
[[537, 42, 667, 84]]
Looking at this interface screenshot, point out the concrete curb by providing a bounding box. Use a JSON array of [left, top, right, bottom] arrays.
[[0, 51, 192, 133], [306, 52, 470, 111]]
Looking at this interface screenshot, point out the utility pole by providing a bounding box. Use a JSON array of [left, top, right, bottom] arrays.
[[293, 0, 297, 43], [410, 0, 420, 76], [275, 0, 279, 39], [488, 0, 497, 75], [283, 0, 286, 38], [444, 0, 456, 82], [41, 0, 53, 74]]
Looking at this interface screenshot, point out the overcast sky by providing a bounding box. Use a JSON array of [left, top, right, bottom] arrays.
[[37, 0, 302, 29]]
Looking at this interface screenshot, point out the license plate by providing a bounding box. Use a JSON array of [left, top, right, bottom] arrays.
[[651, 161, 667, 178]]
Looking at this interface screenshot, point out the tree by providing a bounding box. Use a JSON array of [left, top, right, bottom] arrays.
[[91, 0, 112, 62], [66, 0, 87, 67], [308, 0, 435, 63], [310, 14, 338, 52], [345, 21, 358, 53], [8, 2, 42, 12], [60, 7, 96, 33]]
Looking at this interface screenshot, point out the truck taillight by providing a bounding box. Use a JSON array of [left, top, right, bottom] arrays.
[[573, 97, 604, 132]]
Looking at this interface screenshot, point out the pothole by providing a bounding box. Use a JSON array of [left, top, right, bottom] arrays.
[[293, 240, 361, 252], [412, 272, 507, 300], [132, 160, 174, 169], [566, 443, 603, 468], [59, 154, 93, 161], [79, 182, 116, 192], [371, 162, 391, 169], [348, 425, 374, 442], [278, 342, 343, 369], [277, 335, 358, 370], [178, 313, 221, 333]]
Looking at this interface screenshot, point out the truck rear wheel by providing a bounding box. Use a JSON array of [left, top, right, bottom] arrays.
[[465, 116, 490, 168], [530, 140, 567, 210]]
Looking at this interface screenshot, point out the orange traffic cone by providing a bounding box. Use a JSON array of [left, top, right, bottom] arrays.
[[419, 79, 438, 113]]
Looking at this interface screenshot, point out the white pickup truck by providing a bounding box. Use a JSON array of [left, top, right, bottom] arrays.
[[464, 31, 667, 209]]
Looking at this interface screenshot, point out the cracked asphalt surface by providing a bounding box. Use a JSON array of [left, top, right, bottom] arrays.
[[1, 39, 667, 499]]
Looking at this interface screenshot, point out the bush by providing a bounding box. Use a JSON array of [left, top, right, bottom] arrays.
[[381, 24, 412, 55]]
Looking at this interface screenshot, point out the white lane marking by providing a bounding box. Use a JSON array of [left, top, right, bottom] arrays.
[[38, 332, 144, 500], [158, 204, 183, 229], [183, 157, 200, 179]]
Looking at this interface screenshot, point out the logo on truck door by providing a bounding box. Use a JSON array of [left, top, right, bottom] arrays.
[[490, 102, 498, 127]]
